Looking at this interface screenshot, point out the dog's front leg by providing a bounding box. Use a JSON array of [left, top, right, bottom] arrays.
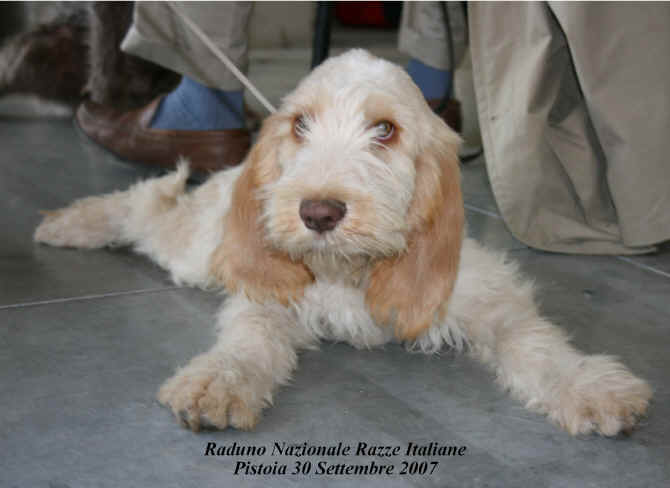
[[158, 295, 316, 431], [441, 240, 652, 436]]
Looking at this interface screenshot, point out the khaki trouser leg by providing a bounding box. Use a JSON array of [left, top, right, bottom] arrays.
[[121, 1, 253, 91], [469, 2, 670, 253]]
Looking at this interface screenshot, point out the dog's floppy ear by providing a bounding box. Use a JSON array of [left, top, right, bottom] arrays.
[[366, 122, 464, 341], [210, 115, 314, 305]]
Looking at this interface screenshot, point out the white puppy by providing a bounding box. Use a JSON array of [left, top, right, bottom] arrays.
[[35, 50, 651, 436]]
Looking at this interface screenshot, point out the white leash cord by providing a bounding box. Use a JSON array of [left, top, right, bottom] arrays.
[[166, 2, 277, 115]]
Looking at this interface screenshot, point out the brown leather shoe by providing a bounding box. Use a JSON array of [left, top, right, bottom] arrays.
[[428, 98, 462, 133], [75, 96, 251, 175]]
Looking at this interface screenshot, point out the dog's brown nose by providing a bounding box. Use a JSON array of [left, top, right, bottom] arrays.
[[299, 199, 347, 233]]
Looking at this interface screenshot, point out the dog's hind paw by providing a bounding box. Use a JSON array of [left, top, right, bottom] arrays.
[[549, 356, 652, 436], [34, 195, 126, 248]]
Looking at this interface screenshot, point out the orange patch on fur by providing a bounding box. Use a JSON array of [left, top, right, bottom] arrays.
[[365, 124, 464, 341], [209, 115, 314, 305]]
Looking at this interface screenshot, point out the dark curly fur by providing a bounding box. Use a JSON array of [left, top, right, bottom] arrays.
[[83, 2, 179, 107], [0, 2, 178, 109]]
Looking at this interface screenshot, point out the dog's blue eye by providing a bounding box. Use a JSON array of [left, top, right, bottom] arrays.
[[373, 121, 394, 141]]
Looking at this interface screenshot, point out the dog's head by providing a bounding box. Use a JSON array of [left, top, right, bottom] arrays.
[[211, 49, 464, 340]]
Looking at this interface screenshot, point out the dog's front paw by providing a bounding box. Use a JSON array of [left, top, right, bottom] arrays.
[[551, 356, 652, 436], [158, 355, 266, 432]]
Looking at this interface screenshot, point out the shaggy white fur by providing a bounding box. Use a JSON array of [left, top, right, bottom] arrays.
[[35, 50, 651, 436]]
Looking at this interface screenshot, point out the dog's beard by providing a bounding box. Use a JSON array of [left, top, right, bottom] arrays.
[[264, 217, 407, 265]]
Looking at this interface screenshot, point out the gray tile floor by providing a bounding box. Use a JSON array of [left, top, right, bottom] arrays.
[[2, 38, 670, 488]]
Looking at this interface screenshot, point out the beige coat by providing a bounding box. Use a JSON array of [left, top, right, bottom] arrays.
[[402, 2, 670, 254]]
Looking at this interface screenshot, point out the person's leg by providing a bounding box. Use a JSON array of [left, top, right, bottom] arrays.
[[151, 76, 244, 130], [399, 2, 467, 97], [399, 1, 467, 132], [549, 2, 670, 248], [121, 2, 251, 92], [121, 2, 251, 131], [469, 2, 659, 253], [76, 2, 253, 175]]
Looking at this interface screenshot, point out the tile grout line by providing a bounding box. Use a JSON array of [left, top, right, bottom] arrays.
[[0, 286, 186, 311], [464, 203, 503, 220], [615, 256, 670, 280]]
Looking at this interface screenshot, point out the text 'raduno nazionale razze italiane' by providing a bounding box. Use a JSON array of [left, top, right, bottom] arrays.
[[204, 441, 468, 476]]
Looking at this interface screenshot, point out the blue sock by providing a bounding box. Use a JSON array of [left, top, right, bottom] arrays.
[[406, 58, 452, 101], [151, 76, 245, 130]]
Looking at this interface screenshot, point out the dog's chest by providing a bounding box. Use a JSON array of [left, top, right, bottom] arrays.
[[298, 254, 391, 348]]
